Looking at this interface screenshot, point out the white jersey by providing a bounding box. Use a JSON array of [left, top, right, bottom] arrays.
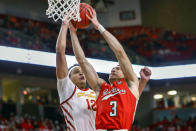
[[57, 76, 96, 131]]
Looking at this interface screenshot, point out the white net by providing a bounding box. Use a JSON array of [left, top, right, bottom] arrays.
[[46, 0, 81, 22]]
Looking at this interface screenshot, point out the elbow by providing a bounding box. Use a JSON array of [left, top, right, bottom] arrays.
[[115, 47, 125, 57], [56, 45, 65, 53], [76, 57, 87, 65]]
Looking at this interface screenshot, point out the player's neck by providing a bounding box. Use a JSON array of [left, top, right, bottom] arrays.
[[109, 78, 122, 84], [77, 83, 86, 90]]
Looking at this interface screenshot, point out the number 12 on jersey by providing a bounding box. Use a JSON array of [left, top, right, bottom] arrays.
[[110, 101, 117, 116], [86, 99, 96, 111]]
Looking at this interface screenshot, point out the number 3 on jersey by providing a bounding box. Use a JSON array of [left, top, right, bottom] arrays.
[[110, 101, 117, 116], [86, 99, 96, 111]]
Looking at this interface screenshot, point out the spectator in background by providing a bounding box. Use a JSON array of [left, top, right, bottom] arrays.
[[0, 113, 65, 130]]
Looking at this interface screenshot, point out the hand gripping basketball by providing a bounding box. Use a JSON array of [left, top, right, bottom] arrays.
[[71, 3, 93, 29]]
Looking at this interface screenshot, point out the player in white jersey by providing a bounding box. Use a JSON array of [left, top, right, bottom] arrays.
[[56, 21, 96, 131]]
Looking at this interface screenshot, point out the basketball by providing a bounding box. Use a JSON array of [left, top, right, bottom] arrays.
[[71, 3, 93, 29]]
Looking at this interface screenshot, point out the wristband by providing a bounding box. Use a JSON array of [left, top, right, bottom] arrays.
[[98, 24, 106, 34]]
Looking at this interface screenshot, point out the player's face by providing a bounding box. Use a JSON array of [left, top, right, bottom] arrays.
[[109, 66, 124, 80], [70, 67, 86, 85]]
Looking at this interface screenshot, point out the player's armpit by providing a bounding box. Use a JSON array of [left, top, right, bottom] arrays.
[[95, 78, 105, 97], [97, 78, 105, 88], [127, 80, 140, 100]]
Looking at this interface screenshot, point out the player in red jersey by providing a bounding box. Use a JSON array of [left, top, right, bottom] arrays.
[[70, 22, 151, 129], [65, 6, 151, 131], [70, 10, 151, 130], [86, 9, 151, 130]]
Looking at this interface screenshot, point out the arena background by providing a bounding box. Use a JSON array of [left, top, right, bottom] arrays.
[[0, 0, 196, 130]]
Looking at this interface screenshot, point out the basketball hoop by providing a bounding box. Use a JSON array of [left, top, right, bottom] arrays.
[[46, 0, 81, 22]]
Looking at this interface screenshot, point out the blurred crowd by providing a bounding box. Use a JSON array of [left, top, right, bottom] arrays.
[[1, 99, 196, 130], [0, 14, 58, 52], [2, 113, 195, 131], [122, 28, 196, 63], [0, 14, 117, 62], [109, 26, 196, 65], [0, 14, 196, 64], [0, 113, 66, 131], [132, 115, 196, 131]]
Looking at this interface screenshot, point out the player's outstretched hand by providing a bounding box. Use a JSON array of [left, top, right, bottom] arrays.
[[86, 9, 100, 30], [140, 67, 152, 83], [62, 15, 69, 26], [69, 22, 77, 32]]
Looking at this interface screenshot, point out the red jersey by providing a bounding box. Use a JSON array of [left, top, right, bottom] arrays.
[[95, 78, 138, 130]]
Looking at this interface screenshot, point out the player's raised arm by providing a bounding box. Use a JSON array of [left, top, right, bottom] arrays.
[[69, 23, 105, 92], [87, 9, 139, 87], [56, 21, 69, 79], [139, 67, 151, 96]]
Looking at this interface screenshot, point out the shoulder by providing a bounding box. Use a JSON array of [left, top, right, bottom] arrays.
[[57, 76, 73, 85], [57, 76, 76, 93], [57, 76, 77, 103]]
